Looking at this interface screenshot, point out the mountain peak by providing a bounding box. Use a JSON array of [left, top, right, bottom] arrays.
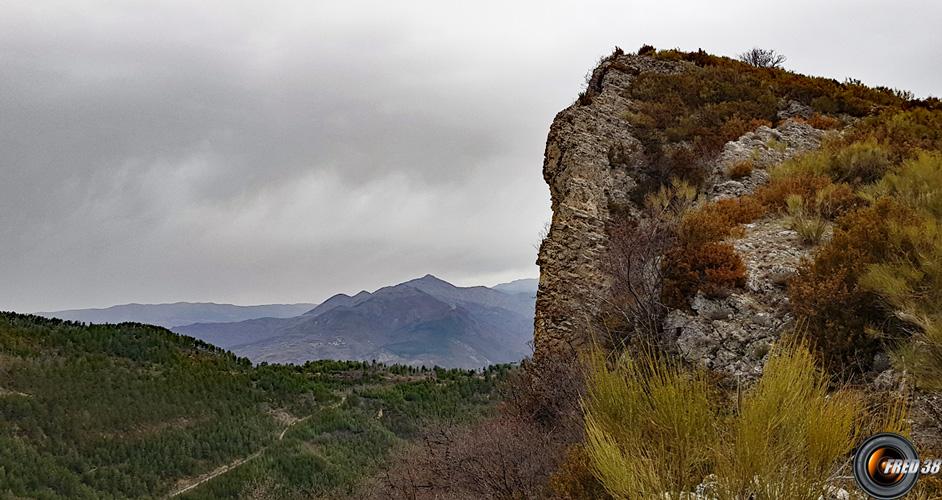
[[405, 274, 452, 287]]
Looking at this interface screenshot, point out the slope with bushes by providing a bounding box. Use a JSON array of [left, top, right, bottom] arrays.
[[521, 45, 942, 499]]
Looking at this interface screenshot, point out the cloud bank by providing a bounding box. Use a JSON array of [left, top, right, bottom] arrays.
[[1, 0, 938, 311]]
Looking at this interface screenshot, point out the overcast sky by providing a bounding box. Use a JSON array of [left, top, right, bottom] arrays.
[[2, 1, 939, 312]]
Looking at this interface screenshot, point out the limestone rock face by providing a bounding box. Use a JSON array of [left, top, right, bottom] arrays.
[[533, 53, 827, 377], [534, 54, 681, 353]]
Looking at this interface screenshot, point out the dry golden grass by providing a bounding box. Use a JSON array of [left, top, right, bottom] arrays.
[[582, 341, 890, 500]]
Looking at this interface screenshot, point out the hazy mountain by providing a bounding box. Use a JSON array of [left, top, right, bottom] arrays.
[[492, 278, 539, 296], [175, 275, 535, 368], [36, 302, 316, 329]]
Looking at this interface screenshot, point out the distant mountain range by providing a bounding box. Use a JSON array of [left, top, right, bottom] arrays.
[[37, 302, 316, 329], [175, 275, 536, 368], [38, 276, 538, 369]]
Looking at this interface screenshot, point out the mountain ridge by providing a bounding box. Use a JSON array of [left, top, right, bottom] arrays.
[[37, 301, 317, 329], [175, 274, 535, 368]]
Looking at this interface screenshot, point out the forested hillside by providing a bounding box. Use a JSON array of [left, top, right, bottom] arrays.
[[0, 313, 506, 498]]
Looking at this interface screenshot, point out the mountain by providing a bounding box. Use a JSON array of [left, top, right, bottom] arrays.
[[175, 275, 535, 368], [492, 278, 538, 296], [36, 301, 316, 329]]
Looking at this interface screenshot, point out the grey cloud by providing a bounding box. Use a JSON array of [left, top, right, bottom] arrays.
[[1, 0, 939, 311]]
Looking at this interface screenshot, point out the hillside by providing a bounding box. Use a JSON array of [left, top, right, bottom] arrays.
[[0, 312, 506, 498], [37, 302, 317, 329], [175, 275, 535, 368], [516, 46, 942, 498]]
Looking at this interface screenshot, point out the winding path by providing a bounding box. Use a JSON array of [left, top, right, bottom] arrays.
[[166, 395, 347, 498]]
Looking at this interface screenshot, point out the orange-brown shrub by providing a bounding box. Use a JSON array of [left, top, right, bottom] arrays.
[[677, 197, 765, 246], [789, 198, 922, 374], [662, 242, 747, 309], [756, 174, 832, 212], [712, 196, 766, 223], [805, 113, 842, 130], [726, 160, 754, 179]]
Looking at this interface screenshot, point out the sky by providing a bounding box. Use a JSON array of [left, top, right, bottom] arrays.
[[2, 1, 939, 312]]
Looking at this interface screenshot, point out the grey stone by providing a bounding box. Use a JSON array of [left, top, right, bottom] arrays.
[[752, 312, 774, 327]]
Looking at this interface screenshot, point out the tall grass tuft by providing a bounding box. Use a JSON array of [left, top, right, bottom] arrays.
[[785, 194, 828, 245], [715, 340, 861, 500], [583, 342, 880, 500], [583, 348, 715, 499]]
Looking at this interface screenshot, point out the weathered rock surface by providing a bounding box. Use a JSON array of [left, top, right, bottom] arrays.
[[534, 54, 683, 353], [665, 218, 811, 377], [666, 120, 825, 376], [534, 53, 828, 377], [708, 119, 829, 199]]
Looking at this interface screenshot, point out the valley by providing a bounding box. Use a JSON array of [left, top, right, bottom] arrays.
[[0, 312, 508, 498]]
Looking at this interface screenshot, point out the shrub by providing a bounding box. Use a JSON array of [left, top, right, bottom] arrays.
[[676, 197, 764, 247], [871, 151, 942, 218], [756, 173, 832, 213], [549, 445, 611, 499], [583, 349, 716, 497], [845, 108, 942, 161], [827, 140, 893, 184], [856, 208, 942, 388], [770, 149, 831, 179], [379, 351, 585, 499], [814, 183, 862, 219], [715, 341, 861, 500], [789, 198, 923, 373], [726, 160, 754, 179], [738, 48, 787, 68], [650, 49, 906, 116], [623, 48, 910, 196], [711, 195, 766, 225], [583, 342, 878, 500], [604, 183, 695, 345], [625, 65, 779, 191], [804, 113, 842, 130], [662, 242, 747, 309], [658, 197, 758, 309], [637, 44, 655, 56]]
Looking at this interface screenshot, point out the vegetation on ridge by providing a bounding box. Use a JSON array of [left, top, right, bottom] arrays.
[[571, 45, 942, 499]]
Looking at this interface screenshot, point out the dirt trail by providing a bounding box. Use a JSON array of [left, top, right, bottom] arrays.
[[166, 395, 347, 498]]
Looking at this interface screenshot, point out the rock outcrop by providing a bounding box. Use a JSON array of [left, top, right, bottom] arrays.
[[534, 53, 826, 376], [534, 54, 681, 354], [666, 120, 826, 377]]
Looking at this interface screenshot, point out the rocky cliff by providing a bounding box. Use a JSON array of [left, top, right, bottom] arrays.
[[533, 52, 826, 376], [534, 54, 677, 354]]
